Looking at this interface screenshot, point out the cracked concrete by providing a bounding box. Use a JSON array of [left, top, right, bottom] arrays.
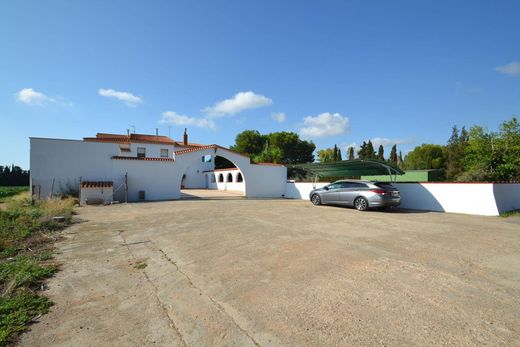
[[19, 199, 520, 346]]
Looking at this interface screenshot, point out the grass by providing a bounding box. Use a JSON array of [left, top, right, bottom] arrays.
[[0, 187, 28, 203], [500, 209, 520, 217], [134, 261, 147, 270], [0, 191, 76, 346]]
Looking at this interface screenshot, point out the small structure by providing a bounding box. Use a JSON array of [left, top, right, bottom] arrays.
[[80, 181, 113, 205]]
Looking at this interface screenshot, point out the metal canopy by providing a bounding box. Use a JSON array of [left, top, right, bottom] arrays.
[[291, 160, 405, 179]]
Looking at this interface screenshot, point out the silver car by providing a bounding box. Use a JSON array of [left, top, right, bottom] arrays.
[[309, 180, 400, 211]]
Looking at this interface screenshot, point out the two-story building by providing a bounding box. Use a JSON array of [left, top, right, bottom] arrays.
[[30, 129, 287, 203]]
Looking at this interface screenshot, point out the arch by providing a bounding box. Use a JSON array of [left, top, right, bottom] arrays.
[[236, 172, 243, 182], [227, 172, 233, 183], [174, 147, 249, 198]]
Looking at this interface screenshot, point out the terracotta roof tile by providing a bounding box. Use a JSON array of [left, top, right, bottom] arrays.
[[174, 144, 251, 158], [111, 156, 175, 162], [81, 181, 113, 188]]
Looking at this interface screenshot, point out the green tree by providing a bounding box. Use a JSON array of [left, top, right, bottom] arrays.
[[404, 144, 446, 170], [366, 141, 375, 159], [357, 141, 367, 160], [348, 146, 355, 160], [230, 130, 264, 156], [460, 117, 520, 182], [317, 148, 334, 163], [377, 145, 384, 161], [445, 126, 468, 180], [389, 145, 398, 165]]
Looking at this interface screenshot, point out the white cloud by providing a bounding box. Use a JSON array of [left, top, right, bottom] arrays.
[[271, 112, 286, 123], [203, 91, 272, 116], [495, 61, 520, 76], [16, 88, 54, 105], [370, 137, 414, 148], [300, 112, 350, 138], [159, 111, 215, 130], [98, 88, 142, 106]]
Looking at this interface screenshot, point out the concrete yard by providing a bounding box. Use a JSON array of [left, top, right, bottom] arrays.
[[20, 199, 520, 346]]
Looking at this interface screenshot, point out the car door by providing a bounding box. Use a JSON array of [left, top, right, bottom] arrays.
[[321, 183, 341, 204], [340, 182, 368, 205], [336, 182, 354, 205]]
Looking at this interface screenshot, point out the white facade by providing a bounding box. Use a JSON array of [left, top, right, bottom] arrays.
[[207, 168, 245, 193], [30, 136, 287, 201]]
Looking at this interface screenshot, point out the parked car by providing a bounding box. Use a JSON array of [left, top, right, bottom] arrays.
[[309, 180, 400, 211]]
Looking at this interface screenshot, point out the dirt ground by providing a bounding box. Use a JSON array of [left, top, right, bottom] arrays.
[[19, 198, 520, 346]]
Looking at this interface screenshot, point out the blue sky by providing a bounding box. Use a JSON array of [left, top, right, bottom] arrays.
[[1, 0, 519, 169]]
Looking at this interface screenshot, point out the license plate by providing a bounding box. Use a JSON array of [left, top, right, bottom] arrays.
[[392, 191, 399, 197]]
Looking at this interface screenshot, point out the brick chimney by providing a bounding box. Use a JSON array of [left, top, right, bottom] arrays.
[[183, 128, 188, 145]]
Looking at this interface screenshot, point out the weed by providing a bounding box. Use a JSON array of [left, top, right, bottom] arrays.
[[134, 261, 147, 270], [500, 209, 520, 217], [0, 291, 52, 346]]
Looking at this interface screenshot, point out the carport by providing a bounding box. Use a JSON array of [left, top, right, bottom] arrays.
[[291, 159, 405, 182]]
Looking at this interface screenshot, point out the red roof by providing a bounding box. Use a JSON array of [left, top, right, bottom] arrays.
[[174, 144, 250, 158], [81, 181, 113, 188], [111, 156, 175, 162], [84, 133, 202, 147]]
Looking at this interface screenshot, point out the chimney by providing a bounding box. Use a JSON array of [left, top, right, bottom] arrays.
[[156, 128, 158, 137], [127, 129, 130, 137], [183, 128, 188, 145]]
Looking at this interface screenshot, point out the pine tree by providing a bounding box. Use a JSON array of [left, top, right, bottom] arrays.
[[366, 141, 375, 159], [357, 141, 367, 160], [377, 145, 384, 161], [389, 144, 398, 165], [398, 150, 404, 168], [348, 147, 355, 160]]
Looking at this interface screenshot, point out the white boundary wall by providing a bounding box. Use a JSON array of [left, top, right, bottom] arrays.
[[284, 181, 520, 216]]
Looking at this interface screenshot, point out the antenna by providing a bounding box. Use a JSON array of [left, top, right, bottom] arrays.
[[129, 125, 136, 134]]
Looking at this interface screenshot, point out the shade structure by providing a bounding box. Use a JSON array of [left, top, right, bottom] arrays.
[[291, 159, 404, 178]]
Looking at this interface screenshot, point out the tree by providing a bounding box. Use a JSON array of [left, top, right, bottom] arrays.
[[318, 144, 342, 162], [460, 117, 520, 182], [389, 145, 398, 165], [232, 130, 315, 164], [348, 147, 355, 160], [357, 141, 367, 160], [230, 130, 264, 157], [317, 148, 334, 163], [366, 141, 375, 159], [446, 126, 467, 180], [0, 164, 30, 186], [377, 145, 384, 161], [398, 151, 404, 168], [404, 144, 446, 170]]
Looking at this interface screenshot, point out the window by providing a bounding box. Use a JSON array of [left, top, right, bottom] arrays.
[[227, 173, 233, 182], [202, 155, 212, 162], [160, 149, 169, 158], [137, 147, 146, 158], [218, 173, 224, 182], [236, 172, 243, 182]]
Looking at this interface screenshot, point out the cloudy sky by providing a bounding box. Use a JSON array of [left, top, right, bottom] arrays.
[[1, 0, 519, 168]]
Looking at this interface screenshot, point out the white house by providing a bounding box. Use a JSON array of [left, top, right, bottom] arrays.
[[30, 129, 287, 202]]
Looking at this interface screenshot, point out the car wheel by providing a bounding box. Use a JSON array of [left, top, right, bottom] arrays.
[[354, 197, 368, 211], [311, 194, 322, 206]]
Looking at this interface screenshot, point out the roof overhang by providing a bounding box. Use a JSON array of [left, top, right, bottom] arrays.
[[290, 160, 404, 178]]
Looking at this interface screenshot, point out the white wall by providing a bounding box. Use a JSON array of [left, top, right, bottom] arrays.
[[207, 169, 245, 193], [174, 147, 287, 198], [284, 182, 330, 200], [284, 181, 520, 216], [394, 183, 500, 216]]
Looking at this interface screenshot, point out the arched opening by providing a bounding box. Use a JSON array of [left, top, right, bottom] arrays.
[[237, 172, 243, 182], [178, 152, 246, 199]]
